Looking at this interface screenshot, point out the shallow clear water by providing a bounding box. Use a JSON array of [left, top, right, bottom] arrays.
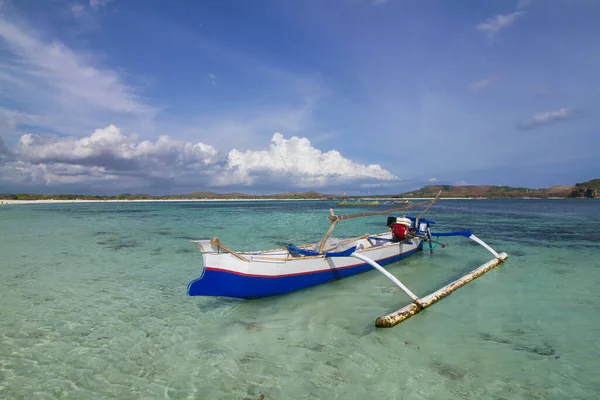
[[1, 199, 599, 399]]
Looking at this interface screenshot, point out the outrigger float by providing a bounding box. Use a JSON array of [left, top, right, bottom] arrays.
[[187, 191, 508, 327]]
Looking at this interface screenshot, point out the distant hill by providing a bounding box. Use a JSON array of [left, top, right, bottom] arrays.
[[173, 190, 333, 200], [0, 191, 336, 201], [571, 179, 600, 198], [1, 180, 597, 201], [399, 179, 598, 199]]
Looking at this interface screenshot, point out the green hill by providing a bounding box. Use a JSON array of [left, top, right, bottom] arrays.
[[400, 180, 598, 199], [571, 179, 600, 198]]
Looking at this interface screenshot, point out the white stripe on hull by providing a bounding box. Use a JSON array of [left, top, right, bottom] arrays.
[[192, 232, 422, 277]]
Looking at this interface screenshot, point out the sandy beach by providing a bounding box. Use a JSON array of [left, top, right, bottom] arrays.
[[0, 197, 493, 205], [0, 198, 336, 205]]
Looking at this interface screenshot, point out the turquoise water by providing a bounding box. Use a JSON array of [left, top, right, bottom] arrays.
[[1, 199, 599, 399]]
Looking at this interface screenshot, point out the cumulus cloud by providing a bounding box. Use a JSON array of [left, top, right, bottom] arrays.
[[428, 178, 438, 182], [0, 127, 398, 192], [16, 125, 217, 173], [476, 11, 524, 43], [518, 108, 576, 130], [215, 132, 397, 187], [0, 125, 218, 188]]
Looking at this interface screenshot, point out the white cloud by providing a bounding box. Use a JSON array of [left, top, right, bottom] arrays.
[[69, 2, 102, 31], [208, 73, 217, 87], [1, 127, 397, 191], [476, 11, 524, 43], [518, 108, 576, 130], [455, 180, 468, 186], [16, 125, 217, 170], [0, 18, 155, 136], [215, 132, 397, 187], [0, 160, 120, 186], [2, 125, 218, 187], [71, 3, 86, 16], [89, 0, 113, 9], [428, 178, 438, 182], [0, 108, 37, 136], [175, 99, 318, 153], [467, 76, 498, 91]]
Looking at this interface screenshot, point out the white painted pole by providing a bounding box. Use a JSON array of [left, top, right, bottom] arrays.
[[350, 252, 422, 304], [468, 234, 499, 258]]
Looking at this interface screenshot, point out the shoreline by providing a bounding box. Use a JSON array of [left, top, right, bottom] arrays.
[[0, 197, 576, 205], [0, 198, 327, 205]]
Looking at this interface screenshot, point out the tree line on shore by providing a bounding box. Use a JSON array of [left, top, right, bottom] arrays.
[[1, 179, 597, 200]]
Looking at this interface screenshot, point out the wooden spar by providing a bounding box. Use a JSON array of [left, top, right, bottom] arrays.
[[328, 199, 432, 222], [210, 237, 250, 263], [318, 211, 341, 253], [416, 190, 442, 222], [317, 199, 435, 254], [375, 252, 509, 327]]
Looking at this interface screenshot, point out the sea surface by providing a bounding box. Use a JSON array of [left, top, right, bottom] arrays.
[[1, 199, 599, 400]]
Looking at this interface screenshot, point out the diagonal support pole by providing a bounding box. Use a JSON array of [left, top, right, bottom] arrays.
[[350, 252, 424, 307]]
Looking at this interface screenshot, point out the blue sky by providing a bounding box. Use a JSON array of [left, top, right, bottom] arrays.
[[0, 0, 598, 195]]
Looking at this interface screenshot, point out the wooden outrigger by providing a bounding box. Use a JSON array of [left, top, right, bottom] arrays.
[[315, 190, 509, 327], [187, 191, 509, 328]]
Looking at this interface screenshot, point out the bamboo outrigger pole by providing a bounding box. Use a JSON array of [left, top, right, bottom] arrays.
[[375, 252, 508, 327], [316, 190, 509, 328]]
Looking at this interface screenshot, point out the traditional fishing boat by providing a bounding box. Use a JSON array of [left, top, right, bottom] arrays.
[[187, 192, 508, 327]]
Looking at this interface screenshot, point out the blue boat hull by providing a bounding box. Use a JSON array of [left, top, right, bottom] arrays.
[[187, 243, 423, 299]]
